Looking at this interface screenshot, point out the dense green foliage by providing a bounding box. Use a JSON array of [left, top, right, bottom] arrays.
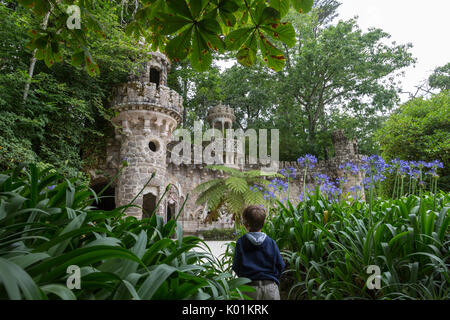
[[17, 0, 315, 73], [429, 63, 450, 92], [0, 3, 145, 178], [376, 91, 450, 191], [0, 164, 254, 299], [169, 7, 414, 161], [263, 191, 450, 299], [202, 228, 237, 241]]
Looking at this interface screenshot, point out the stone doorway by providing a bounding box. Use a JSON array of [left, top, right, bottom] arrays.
[[91, 183, 116, 211], [167, 202, 176, 222], [142, 193, 157, 218]]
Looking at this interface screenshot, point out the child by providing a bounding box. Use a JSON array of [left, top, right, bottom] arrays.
[[232, 205, 285, 300]]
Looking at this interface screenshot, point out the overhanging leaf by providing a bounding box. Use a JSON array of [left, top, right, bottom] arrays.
[[292, 0, 314, 14]]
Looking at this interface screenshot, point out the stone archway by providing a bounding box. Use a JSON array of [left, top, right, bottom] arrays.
[[166, 185, 180, 222], [142, 193, 157, 218]]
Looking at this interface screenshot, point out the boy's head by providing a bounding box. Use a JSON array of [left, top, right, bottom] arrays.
[[242, 205, 266, 232]]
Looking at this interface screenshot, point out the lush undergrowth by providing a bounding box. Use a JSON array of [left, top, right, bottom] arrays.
[[263, 189, 450, 299], [0, 164, 253, 300]]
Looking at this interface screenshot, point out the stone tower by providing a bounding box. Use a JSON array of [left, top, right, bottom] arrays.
[[206, 103, 244, 169], [111, 51, 183, 219], [206, 102, 235, 132], [331, 129, 365, 200]]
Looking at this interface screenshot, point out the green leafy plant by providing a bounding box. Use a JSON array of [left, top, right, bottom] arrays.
[[263, 189, 450, 299], [194, 165, 280, 225], [18, 0, 315, 73], [0, 163, 254, 300]]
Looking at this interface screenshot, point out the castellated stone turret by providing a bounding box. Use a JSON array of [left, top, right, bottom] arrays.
[[206, 102, 235, 131], [111, 51, 183, 218]]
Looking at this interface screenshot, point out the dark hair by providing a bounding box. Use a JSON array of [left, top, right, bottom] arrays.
[[242, 205, 266, 232]]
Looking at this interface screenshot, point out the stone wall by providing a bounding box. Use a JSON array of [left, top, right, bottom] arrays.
[[92, 52, 366, 235]]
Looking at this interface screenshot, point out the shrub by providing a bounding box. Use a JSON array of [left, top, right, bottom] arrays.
[[263, 189, 450, 300], [375, 91, 450, 191], [202, 228, 237, 241], [0, 164, 253, 300]]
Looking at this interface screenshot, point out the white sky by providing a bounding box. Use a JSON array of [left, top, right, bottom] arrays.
[[337, 0, 450, 102]]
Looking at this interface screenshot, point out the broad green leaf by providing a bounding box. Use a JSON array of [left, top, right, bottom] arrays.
[[0, 258, 41, 300], [48, 212, 86, 257], [269, 0, 290, 17], [218, 0, 239, 27], [198, 18, 222, 34], [260, 22, 296, 47], [155, 13, 193, 35], [165, 26, 193, 61], [189, 0, 209, 18], [258, 32, 285, 71], [122, 280, 141, 300], [137, 264, 178, 299], [225, 27, 253, 51], [292, 0, 314, 14], [9, 253, 50, 269], [189, 28, 212, 71], [40, 284, 77, 300], [166, 0, 192, 19], [254, 5, 280, 25]]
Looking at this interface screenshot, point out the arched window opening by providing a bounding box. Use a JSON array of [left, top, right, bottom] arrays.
[[143, 193, 157, 218], [167, 202, 176, 222], [150, 68, 160, 87]]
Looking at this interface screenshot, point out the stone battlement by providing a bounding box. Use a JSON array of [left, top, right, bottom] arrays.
[[111, 82, 183, 123]]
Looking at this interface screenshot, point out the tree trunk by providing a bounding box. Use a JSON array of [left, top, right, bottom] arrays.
[[23, 10, 51, 103]]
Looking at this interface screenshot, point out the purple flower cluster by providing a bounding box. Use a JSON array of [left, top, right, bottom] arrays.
[[311, 173, 342, 202], [268, 178, 289, 192], [280, 167, 296, 179], [336, 177, 348, 186], [299, 186, 313, 202], [251, 177, 291, 201], [249, 185, 264, 192], [388, 159, 409, 176], [297, 154, 318, 169], [360, 155, 390, 188], [350, 185, 361, 193], [339, 162, 359, 175], [388, 159, 444, 180], [313, 173, 330, 184]]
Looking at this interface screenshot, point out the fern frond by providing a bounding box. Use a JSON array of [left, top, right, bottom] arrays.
[[243, 189, 265, 205], [194, 178, 222, 194], [225, 176, 248, 194], [207, 185, 228, 211], [225, 191, 245, 216], [196, 181, 226, 205]]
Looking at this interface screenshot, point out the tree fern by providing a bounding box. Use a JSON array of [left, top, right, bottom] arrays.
[[225, 176, 248, 194], [194, 165, 279, 225]]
